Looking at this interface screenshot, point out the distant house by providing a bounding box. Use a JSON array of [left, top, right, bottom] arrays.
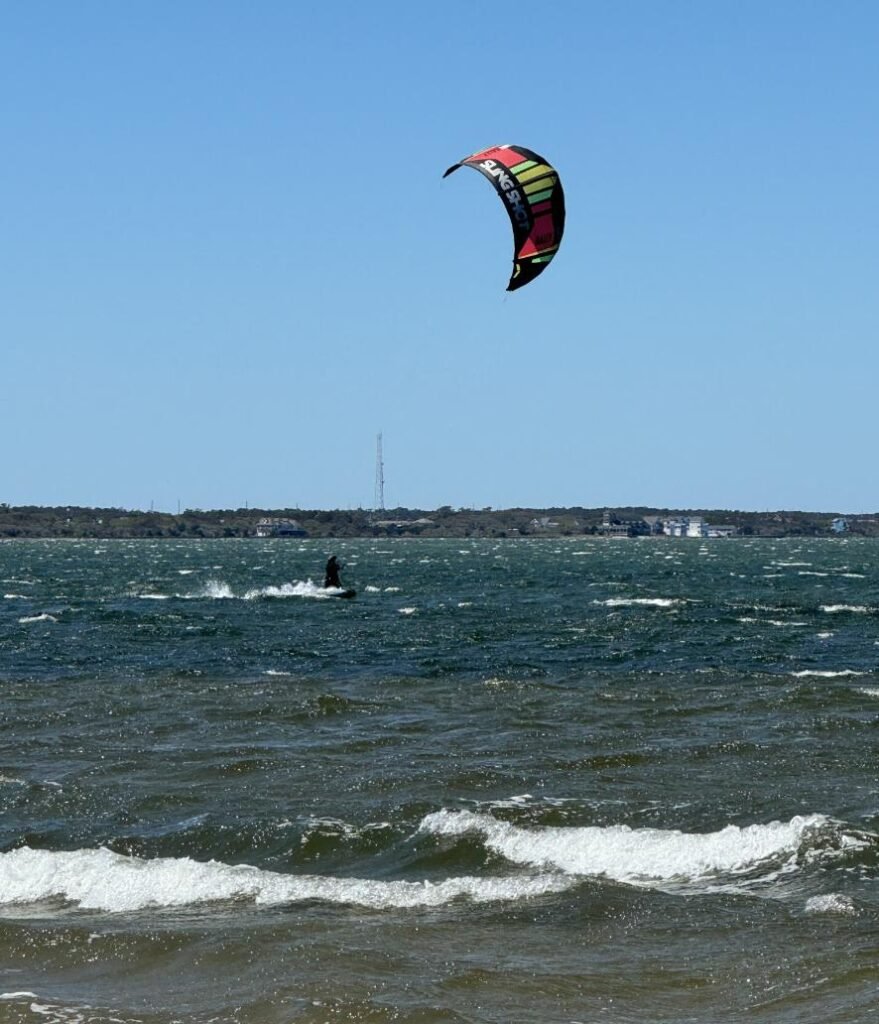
[[597, 510, 631, 537], [662, 518, 691, 537], [662, 516, 734, 538], [255, 517, 308, 538], [830, 517, 848, 534], [707, 524, 738, 538], [686, 517, 706, 538]]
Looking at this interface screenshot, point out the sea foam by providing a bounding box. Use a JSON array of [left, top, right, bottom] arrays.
[[594, 597, 683, 609], [418, 810, 843, 887], [0, 847, 571, 913], [804, 893, 857, 915], [790, 670, 868, 679], [172, 580, 350, 601], [199, 580, 235, 599]]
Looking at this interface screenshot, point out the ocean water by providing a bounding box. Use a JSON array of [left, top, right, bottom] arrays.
[[1, 536, 878, 1023]]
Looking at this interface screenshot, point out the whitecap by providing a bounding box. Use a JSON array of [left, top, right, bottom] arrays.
[[595, 597, 683, 608], [821, 604, 871, 614], [199, 580, 235, 599], [483, 677, 515, 689], [738, 617, 807, 628], [790, 670, 867, 679], [398, 607, 417, 615], [418, 809, 851, 891], [0, 847, 571, 912], [18, 613, 57, 624], [479, 794, 534, 809], [804, 893, 857, 915]]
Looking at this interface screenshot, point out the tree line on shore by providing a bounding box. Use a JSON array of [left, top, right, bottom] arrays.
[[1, 503, 874, 539]]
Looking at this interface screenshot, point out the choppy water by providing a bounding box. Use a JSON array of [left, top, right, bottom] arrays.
[[1, 537, 878, 1023]]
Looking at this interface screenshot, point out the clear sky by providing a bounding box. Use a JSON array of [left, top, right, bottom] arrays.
[[3, 1, 878, 513]]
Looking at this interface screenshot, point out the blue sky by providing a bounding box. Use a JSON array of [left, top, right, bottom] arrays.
[[3, 1, 877, 513]]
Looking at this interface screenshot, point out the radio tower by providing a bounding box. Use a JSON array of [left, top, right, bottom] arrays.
[[374, 432, 385, 512]]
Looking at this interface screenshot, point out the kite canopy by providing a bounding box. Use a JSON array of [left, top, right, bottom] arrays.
[[443, 144, 565, 291]]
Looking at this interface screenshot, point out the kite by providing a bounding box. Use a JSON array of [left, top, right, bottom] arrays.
[[443, 144, 565, 291]]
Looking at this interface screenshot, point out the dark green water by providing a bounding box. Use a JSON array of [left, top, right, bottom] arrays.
[[1, 537, 878, 1023]]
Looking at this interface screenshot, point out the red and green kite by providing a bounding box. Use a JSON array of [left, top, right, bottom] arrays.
[[443, 144, 565, 291]]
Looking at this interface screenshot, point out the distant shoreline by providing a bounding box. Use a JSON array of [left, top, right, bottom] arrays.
[[1, 505, 873, 539]]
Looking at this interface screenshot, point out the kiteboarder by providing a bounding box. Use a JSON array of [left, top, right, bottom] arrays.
[[324, 555, 342, 589]]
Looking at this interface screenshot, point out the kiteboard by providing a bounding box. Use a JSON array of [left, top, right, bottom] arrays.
[[328, 588, 356, 600]]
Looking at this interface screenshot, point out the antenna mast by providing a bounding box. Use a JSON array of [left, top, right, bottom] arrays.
[[374, 433, 385, 512]]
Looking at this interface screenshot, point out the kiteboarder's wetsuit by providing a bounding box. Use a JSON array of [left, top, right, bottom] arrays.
[[324, 556, 342, 589]]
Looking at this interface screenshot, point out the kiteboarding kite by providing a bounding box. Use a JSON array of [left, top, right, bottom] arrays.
[[443, 144, 565, 292]]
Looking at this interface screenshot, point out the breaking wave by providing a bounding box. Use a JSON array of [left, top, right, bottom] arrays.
[[594, 597, 684, 609], [0, 812, 874, 916], [418, 810, 870, 891], [790, 669, 869, 679], [0, 847, 570, 913]]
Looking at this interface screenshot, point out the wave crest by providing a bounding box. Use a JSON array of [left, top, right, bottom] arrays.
[[418, 810, 868, 888], [0, 847, 570, 913]]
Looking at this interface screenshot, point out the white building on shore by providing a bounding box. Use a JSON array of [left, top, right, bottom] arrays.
[[662, 516, 705, 537], [661, 516, 737, 538]]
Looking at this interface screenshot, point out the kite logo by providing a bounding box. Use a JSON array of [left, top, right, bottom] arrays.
[[479, 159, 513, 190], [479, 160, 530, 227]]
